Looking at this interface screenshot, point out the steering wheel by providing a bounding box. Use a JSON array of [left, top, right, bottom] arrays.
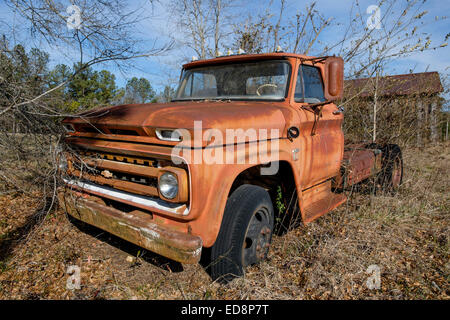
[[256, 83, 278, 96]]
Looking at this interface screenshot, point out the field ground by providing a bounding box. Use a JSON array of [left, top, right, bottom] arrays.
[[0, 143, 448, 299]]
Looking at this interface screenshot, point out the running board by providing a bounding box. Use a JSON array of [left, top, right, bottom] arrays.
[[301, 180, 347, 224]]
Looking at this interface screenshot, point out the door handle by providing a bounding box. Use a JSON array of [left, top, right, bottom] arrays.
[[333, 106, 345, 115]]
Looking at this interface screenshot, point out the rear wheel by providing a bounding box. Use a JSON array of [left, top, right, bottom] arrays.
[[208, 184, 274, 283], [379, 144, 403, 192]]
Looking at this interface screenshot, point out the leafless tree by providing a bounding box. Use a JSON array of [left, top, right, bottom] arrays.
[[329, 0, 447, 147], [0, 0, 172, 221], [232, 0, 331, 55], [170, 0, 236, 59], [1, 0, 172, 116]]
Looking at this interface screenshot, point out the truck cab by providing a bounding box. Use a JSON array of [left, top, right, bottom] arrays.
[[59, 52, 402, 282]]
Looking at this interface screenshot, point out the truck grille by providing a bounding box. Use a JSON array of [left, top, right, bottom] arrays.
[[76, 125, 141, 136], [65, 151, 179, 199]]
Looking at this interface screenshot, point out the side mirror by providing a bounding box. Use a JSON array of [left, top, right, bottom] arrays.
[[323, 56, 344, 101]]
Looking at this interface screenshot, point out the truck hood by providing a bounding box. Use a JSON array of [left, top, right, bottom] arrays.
[[65, 101, 290, 143]]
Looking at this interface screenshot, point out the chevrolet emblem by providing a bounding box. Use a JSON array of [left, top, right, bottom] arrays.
[[100, 170, 113, 178]]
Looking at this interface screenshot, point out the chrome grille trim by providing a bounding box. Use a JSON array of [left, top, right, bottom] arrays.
[[63, 179, 190, 216]]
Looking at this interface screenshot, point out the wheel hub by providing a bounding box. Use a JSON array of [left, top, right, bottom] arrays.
[[255, 227, 271, 260], [243, 208, 273, 266]]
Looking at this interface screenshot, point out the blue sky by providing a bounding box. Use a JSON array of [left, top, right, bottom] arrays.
[[0, 0, 448, 97]]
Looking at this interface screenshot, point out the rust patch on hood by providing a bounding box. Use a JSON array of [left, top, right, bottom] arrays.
[[63, 101, 291, 147]]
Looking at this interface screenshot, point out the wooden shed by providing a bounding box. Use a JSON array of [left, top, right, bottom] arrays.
[[342, 72, 444, 145]]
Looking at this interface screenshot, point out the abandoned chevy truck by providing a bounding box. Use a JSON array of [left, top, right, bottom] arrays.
[[58, 52, 403, 282]]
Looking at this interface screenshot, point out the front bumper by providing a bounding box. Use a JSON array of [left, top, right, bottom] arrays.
[[58, 190, 202, 264]]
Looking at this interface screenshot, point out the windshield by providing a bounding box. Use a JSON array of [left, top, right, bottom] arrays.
[[174, 60, 291, 101]]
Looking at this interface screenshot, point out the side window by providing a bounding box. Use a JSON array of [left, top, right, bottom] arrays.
[[303, 65, 325, 102], [294, 68, 304, 100], [295, 65, 325, 103]]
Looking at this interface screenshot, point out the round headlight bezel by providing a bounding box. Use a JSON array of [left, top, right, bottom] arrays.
[[158, 172, 179, 200]]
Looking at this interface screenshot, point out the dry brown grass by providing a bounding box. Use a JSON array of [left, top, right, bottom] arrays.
[[0, 142, 448, 300]]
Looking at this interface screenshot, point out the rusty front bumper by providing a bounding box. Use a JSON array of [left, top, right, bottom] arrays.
[[58, 190, 202, 264]]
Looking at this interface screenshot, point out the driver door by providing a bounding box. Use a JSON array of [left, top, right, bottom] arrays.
[[293, 63, 344, 188]]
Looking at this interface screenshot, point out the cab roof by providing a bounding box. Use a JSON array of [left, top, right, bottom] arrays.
[[182, 52, 319, 69]]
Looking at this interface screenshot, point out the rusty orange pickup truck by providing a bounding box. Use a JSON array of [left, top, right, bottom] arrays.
[[58, 52, 403, 282]]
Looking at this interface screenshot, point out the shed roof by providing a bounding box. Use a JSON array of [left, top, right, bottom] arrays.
[[344, 71, 443, 98]]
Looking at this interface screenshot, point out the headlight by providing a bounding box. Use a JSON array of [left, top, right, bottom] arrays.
[[158, 172, 179, 199], [155, 129, 182, 142]]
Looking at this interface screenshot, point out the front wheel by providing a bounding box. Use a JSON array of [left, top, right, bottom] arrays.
[[208, 184, 274, 283]]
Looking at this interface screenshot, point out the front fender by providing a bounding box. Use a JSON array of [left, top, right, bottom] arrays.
[[186, 138, 300, 247]]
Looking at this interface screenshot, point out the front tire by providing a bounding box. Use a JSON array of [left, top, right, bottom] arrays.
[[208, 184, 274, 283]]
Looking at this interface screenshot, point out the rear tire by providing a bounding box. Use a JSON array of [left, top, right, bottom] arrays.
[[208, 184, 274, 283], [378, 144, 403, 192]]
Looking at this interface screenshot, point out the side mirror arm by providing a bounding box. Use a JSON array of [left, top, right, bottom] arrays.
[[332, 105, 345, 115]]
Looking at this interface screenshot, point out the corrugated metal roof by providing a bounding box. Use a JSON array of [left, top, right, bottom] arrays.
[[344, 71, 443, 98]]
